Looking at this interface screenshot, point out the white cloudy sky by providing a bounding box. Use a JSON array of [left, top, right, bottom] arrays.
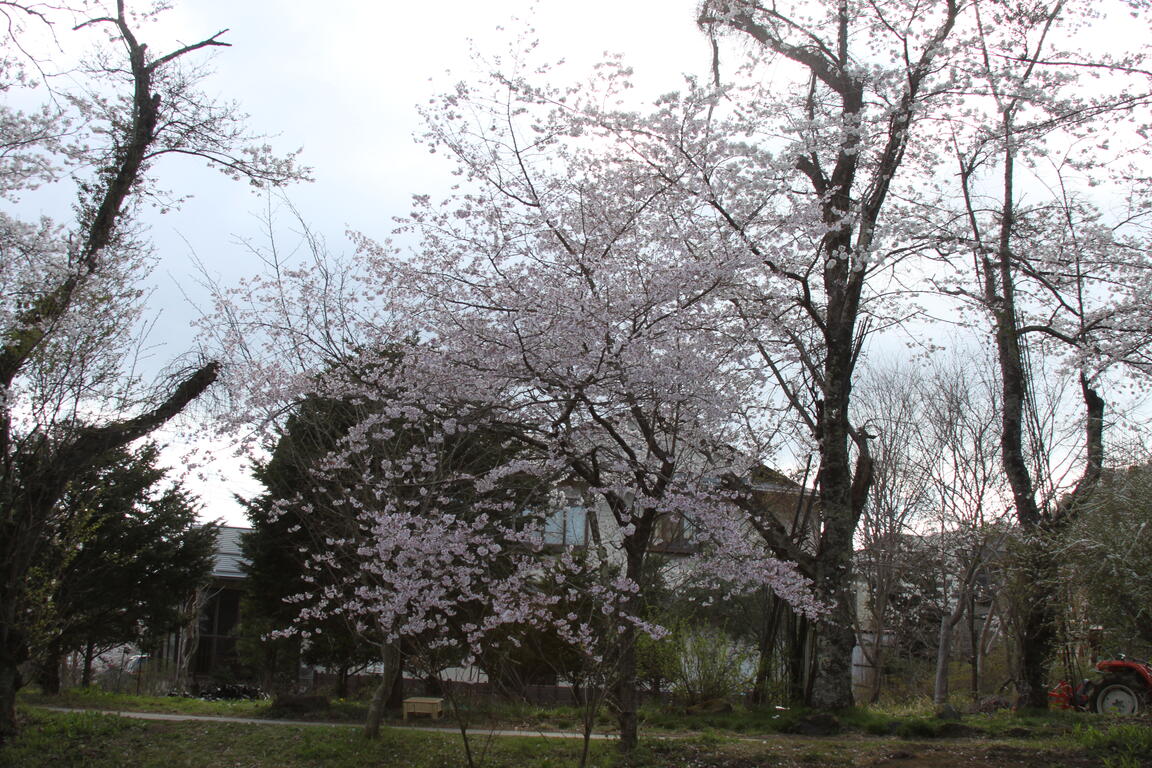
[[66, 0, 713, 525], [21, 1, 1146, 526]]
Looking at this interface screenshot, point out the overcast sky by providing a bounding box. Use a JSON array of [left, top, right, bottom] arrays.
[[87, 0, 713, 525]]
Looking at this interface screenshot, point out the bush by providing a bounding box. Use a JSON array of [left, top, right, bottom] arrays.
[[670, 626, 753, 705]]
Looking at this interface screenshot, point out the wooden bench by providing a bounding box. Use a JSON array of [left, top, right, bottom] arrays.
[[402, 696, 444, 720]]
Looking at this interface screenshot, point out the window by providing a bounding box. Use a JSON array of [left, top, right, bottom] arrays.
[[650, 512, 696, 554], [543, 504, 588, 548]]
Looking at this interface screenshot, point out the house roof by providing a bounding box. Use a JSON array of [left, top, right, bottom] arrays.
[[213, 525, 250, 580]]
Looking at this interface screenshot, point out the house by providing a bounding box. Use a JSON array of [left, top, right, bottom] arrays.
[[191, 525, 249, 680], [151, 525, 251, 688]]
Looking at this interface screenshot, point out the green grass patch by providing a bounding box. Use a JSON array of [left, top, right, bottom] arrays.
[[1073, 721, 1152, 764], [4, 709, 620, 768], [4, 705, 1123, 768], [19, 687, 273, 719]]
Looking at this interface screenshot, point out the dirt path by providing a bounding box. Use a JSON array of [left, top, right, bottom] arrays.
[[36, 706, 615, 740]]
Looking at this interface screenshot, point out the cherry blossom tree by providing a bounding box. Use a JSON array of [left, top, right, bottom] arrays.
[[210, 56, 821, 747], [0, 1, 304, 740], [926, 0, 1152, 707]]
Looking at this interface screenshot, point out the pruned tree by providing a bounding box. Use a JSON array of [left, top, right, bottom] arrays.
[[0, 0, 304, 740], [931, 0, 1152, 707]]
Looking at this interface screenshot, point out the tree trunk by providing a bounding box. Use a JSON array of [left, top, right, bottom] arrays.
[[37, 643, 63, 696], [968, 593, 979, 702], [807, 424, 864, 710], [752, 591, 784, 704], [933, 592, 967, 707], [0, 661, 19, 744], [386, 659, 405, 711], [0, 607, 27, 744], [364, 643, 401, 739], [614, 543, 645, 753], [82, 641, 96, 688], [1015, 539, 1059, 709], [615, 622, 638, 752], [976, 599, 1000, 698]]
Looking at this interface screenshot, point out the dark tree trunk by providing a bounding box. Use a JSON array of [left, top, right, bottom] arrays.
[[385, 657, 405, 711], [788, 611, 809, 704], [0, 662, 19, 744], [364, 642, 401, 740], [968, 594, 980, 702], [1015, 539, 1060, 709], [37, 643, 63, 695], [752, 591, 784, 704], [808, 340, 871, 710], [82, 641, 96, 688]]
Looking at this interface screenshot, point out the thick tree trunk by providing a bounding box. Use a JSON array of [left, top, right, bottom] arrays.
[[808, 376, 868, 710], [615, 623, 639, 752], [1015, 539, 1059, 709], [0, 661, 19, 744], [0, 594, 28, 743], [37, 643, 63, 695], [809, 590, 856, 709], [385, 660, 405, 710]]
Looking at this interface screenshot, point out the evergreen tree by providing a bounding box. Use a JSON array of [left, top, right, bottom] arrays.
[[28, 442, 217, 694]]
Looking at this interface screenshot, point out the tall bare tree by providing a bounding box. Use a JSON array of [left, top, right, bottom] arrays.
[[0, 1, 304, 740], [939, 0, 1152, 707]]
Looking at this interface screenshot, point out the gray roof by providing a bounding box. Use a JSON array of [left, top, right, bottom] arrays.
[[213, 525, 250, 580]]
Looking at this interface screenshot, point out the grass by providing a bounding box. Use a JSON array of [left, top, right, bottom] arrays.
[[2, 709, 621, 768], [19, 687, 277, 719], [18, 686, 1117, 738], [18, 686, 382, 725], [5, 703, 1141, 768], [1073, 721, 1152, 766]]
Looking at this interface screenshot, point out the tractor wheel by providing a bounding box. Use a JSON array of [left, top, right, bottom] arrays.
[[1095, 681, 1143, 715]]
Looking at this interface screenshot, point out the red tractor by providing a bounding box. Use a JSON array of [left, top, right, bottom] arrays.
[[1050, 656, 1152, 715]]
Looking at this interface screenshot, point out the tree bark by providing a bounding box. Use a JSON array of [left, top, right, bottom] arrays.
[[0, 662, 19, 744], [1015, 539, 1059, 709], [933, 591, 968, 707], [614, 545, 644, 753], [752, 591, 784, 704], [808, 385, 870, 709], [363, 642, 401, 739], [37, 643, 63, 696], [82, 641, 96, 688]]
